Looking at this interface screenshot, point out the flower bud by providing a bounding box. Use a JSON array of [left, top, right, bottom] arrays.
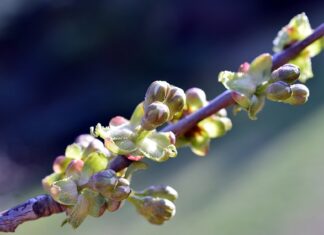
[[141, 102, 170, 130], [165, 87, 186, 117], [271, 64, 300, 83], [218, 117, 232, 132], [144, 81, 171, 108], [50, 179, 78, 205], [136, 185, 178, 202], [129, 196, 176, 225], [42, 172, 62, 193], [284, 84, 309, 105], [266, 81, 292, 101], [185, 88, 207, 111], [88, 169, 118, 193]]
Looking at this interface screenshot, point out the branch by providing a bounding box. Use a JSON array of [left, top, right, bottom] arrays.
[[1, 23, 323, 233]]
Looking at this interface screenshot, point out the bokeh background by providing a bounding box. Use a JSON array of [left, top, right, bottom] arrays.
[[0, 1, 324, 234]]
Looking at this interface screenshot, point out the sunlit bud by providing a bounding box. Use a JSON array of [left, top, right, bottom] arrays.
[[144, 81, 171, 107], [75, 134, 95, 148], [53, 156, 71, 173], [129, 196, 176, 225], [185, 88, 207, 111], [266, 81, 292, 101], [65, 159, 84, 181], [284, 84, 309, 105], [165, 86, 186, 116], [136, 185, 178, 202], [88, 169, 118, 193], [141, 102, 170, 130], [50, 178, 78, 205], [248, 95, 265, 120], [271, 64, 300, 83], [109, 116, 128, 127], [65, 143, 83, 160], [231, 91, 250, 109]]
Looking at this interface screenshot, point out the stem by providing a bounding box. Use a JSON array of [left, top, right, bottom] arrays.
[[1, 22, 323, 233]]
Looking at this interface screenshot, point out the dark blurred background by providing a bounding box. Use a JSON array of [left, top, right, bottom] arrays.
[[0, 1, 324, 234]]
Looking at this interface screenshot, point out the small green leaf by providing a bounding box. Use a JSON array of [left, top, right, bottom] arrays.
[[130, 103, 145, 127]]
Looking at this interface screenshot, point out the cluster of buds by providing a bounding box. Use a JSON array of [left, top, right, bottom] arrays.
[[42, 135, 131, 228], [142, 81, 186, 130], [266, 64, 309, 105], [128, 185, 178, 225], [91, 81, 186, 162], [273, 13, 323, 82], [176, 88, 232, 156]]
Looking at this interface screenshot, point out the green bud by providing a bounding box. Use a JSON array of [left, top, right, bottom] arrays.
[[271, 64, 300, 83], [50, 178, 78, 205], [129, 195, 176, 225], [284, 84, 309, 105], [88, 169, 118, 193], [165, 86, 186, 117], [185, 88, 207, 111], [217, 108, 228, 117], [65, 143, 83, 160], [266, 81, 292, 101], [144, 81, 171, 108], [218, 117, 232, 132], [136, 185, 178, 202], [248, 95, 265, 120], [141, 102, 170, 130], [52, 155, 71, 173]]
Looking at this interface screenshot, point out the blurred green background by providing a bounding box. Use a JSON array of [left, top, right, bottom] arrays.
[[0, 1, 323, 235]]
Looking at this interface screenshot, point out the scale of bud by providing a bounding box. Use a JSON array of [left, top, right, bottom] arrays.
[[283, 84, 309, 105], [266, 81, 292, 101], [270, 64, 300, 83]]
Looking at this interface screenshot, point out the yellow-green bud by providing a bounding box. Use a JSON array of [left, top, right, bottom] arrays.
[[165, 86, 186, 116], [144, 81, 171, 108], [266, 81, 292, 101], [218, 117, 232, 132], [142, 102, 170, 130], [271, 64, 300, 83], [185, 88, 207, 111], [82, 138, 111, 159], [284, 84, 309, 105]]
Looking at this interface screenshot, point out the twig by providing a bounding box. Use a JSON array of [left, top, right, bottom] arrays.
[[1, 22, 323, 233]]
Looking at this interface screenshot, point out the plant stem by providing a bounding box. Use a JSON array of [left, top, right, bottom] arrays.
[[1, 22, 323, 233]]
